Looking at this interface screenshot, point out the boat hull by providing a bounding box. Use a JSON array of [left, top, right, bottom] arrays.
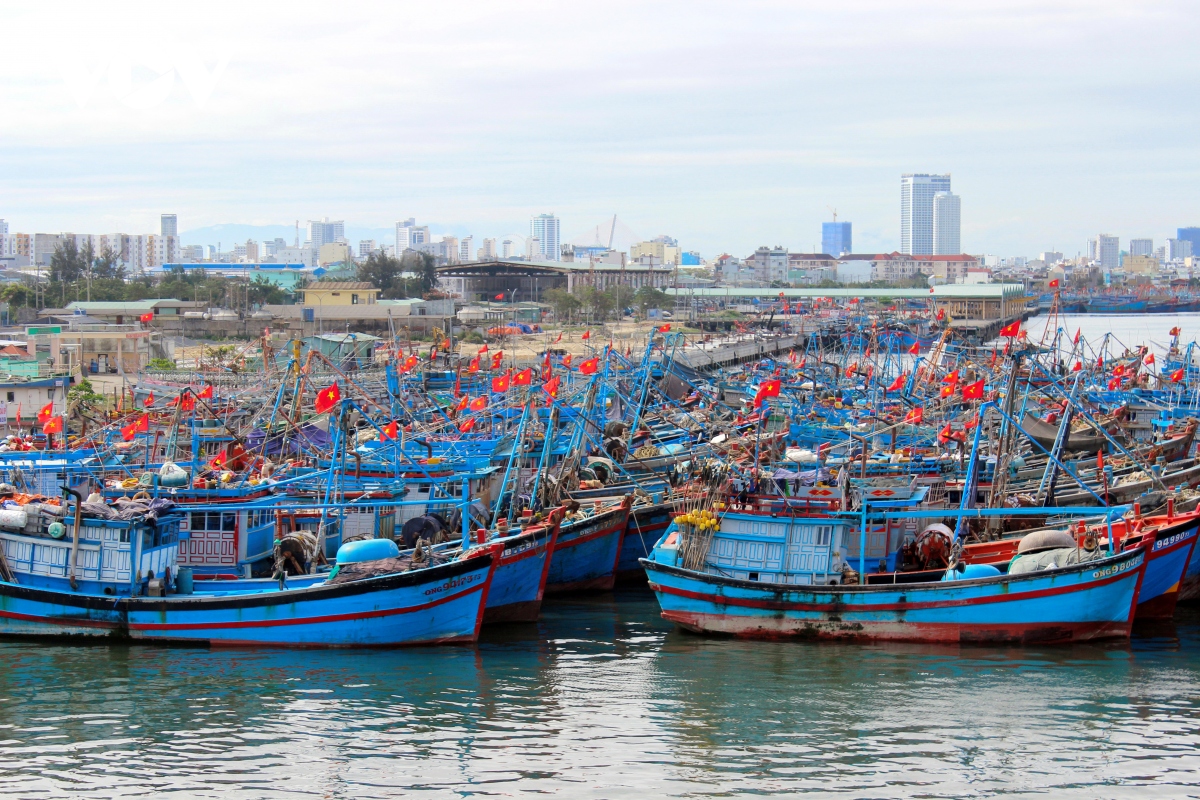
[[1133, 523, 1200, 620], [546, 499, 631, 594], [483, 515, 561, 624], [125, 547, 500, 647], [643, 548, 1145, 644], [616, 501, 674, 583], [0, 582, 124, 638]]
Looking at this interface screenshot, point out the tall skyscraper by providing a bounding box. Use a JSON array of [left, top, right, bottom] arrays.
[[932, 192, 961, 255], [530, 213, 561, 261], [1129, 238, 1154, 257], [1178, 227, 1200, 256], [395, 218, 429, 253], [1088, 234, 1120, 270], [307, 219, 345, 250], [900, 173, 951, 255], [821, 220, 851, 256], [160, 214, 177, 238], [459, 236, 473, 263]]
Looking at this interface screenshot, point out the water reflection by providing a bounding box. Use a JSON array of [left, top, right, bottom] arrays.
[[0, 591, 1194, 797]]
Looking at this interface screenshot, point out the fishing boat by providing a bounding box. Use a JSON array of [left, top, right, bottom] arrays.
[[545, 496, 632, 593]]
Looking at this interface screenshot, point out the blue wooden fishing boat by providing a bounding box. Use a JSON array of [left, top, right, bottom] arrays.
[[481, 509, 563, 623], [546, 496, 632, 593], [124, 542, 501, 647]]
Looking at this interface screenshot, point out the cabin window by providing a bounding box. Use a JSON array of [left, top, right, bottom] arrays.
[[47, 389, 55, 399], [351, 294, 359, 304], [815, 526, 832, 546], [5, 392, 11, 402], [748, 571, 759, 581], [223, 512, 236, 531]]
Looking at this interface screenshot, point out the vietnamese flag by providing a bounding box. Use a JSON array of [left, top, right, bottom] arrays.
[[1074, 328, 1081, 345], [491, 373, 511, 393], [1072, 361, 1081, 371], [315, 382, 341, 413], [491, 352, 504, 370], [139, 311, 154, 323], [1107, 377, 1121, 390], [478, 345, 489, 354], [942, 370, 960, 384], [1049, 278, 1060, 288], [886, 373, 907, 392], [938, 423, 953, 443], [379, 421, 397, 441], [578, 357, 600, 375], [1170, 326, 1181, 336], [798, 357, 806, 369], [494, 293, 505, 301], [562, 354, 573, 368], [1171, 368, 1186, 382], [513, 368, 532, 386], [455, 395, 470, 411], [961, 379, 985, 400], [121, 420, 138, 441], [543, 375, 561, 399], [936, 308, 945, 321], [469, 396, 488, 411], [37, 402, 53, 424], [198, 384, 214, 399], [1112, 364, 1124, 377], [581, 330, 591, 340], [554, 333, 562, 343], [908, 341, 920, 355], [207, 451, 227, 470], [658, 324, 671, 333], [965, 415, 979, 430], [1145, 353, 1155, 365], [904, 408, 923, 424], [135, 413, 149, 432], [42, 416, 63, 435], [459, 417, 477, 432], [940, 384, 955, 398], [468, 356, 480, 373], [144, 392, 154, 407], [999, 320, 1021, 337]]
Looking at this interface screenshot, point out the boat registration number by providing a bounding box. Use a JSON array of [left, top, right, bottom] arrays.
[[424, 573, 480, 596], [1092, 555, 1141, 580], [1153, 531, 1193, 551]]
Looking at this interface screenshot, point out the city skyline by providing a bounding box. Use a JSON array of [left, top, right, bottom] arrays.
[[2, 3, 1199, 257]]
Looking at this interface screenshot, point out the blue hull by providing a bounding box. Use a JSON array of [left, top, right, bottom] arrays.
[[546, 500, 631, 593], [642, 548, 1146, 643], [125, 546, 500, 647], [483, 515, 561, 623], [1134, 521, 1200, 618], [616, 502, 673, 582], [0, 582, 124, 638]]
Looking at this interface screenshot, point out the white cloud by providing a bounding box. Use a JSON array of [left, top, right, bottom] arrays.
[[0, 0, 1198, 255]]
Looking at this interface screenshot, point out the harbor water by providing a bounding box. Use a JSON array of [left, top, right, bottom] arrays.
[[1, 587, 1198, 798]]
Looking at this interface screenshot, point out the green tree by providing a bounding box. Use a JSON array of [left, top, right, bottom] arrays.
[[247, 275, 288, 306], [634, 286, 670, 317], [545, 288, 581, 322], [357, 252, 406, 299], [607, 284, 634, 315], [579, 286, 614, 321], [49, 239, 88, 283]]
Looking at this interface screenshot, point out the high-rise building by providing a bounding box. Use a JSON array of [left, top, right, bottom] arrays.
[[459, 236, 473, 263], [395, 218, 429, 253], [307, 219, 345, 250], [1129, 238, 1154, 257], [1088, 234, 1119, 270], [160, 214, 177, 238], [821, 220, 851, 256], [530, 213, 561, 261], [478, 238, 497, 261], [1164, 238, 1194, 261], [244, 239, 259, 262], [1040, 251, 1064, 264], [1178, 227, 1200, 256], [358, 240, 377, 257], [932, 192, 961, 255], [900, 173, 951, 255], [501, 239, 513, 259]]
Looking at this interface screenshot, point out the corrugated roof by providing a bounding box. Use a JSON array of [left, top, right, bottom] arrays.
[[302, 282, 379, 291], [666, 284, 1025, 299]]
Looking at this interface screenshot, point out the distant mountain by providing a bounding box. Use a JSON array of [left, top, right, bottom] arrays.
[[181, 222, 479, 249]]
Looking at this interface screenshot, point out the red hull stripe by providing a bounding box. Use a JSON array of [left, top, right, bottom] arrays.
[[0, 610, 119, 629], [129, 581, 486, 631], [650, 566, 1137, 614], [555, 520, 624, 551]]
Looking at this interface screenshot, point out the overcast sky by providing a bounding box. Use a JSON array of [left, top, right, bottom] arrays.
[[1, 1, 1198, 258]]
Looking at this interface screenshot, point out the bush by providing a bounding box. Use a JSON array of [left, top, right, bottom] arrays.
[[461, 331, 485, 344], [147, 358, 176, 370]]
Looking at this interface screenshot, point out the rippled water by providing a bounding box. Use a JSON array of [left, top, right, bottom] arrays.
[[0, 589, 1198, 799]]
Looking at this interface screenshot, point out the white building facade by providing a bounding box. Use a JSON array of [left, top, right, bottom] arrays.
[[901, 173, 951, 255]]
